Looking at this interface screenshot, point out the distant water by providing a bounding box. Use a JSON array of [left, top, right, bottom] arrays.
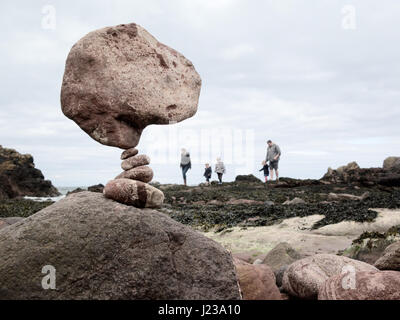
[[24, 186, 87, 202]]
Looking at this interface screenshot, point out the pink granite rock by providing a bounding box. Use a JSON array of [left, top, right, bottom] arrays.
[[282, 254, 378, 299], [61, 23, 202, 149], [116, 166, 153, 183], [233, 258, 281, 300], [121, 154, 150, 171], [104, 178, 164, 208], [121, 148, 139, 160], [318, 271, 400, 300]]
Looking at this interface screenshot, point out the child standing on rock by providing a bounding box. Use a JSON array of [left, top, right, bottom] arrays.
[[215, 158, 226, 184], [259, 160, 270, 183], [203, 163, 212, 185]]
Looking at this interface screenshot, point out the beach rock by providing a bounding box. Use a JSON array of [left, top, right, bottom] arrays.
[[383, 157, 400, 171], [61, 23, 202, 149], [328, 192, 370, 202], [232, 253, 254, 264], [275, 265, 288, 288], [318, 271, 400, 300], [337, 162, 360, 174], [121, 154, 150, 171], [0, 217, 24, 231], [233, 259, 281, 300], [374, 241, 400, 271], [104, 178, 164, 208], [66, 188, 85, 196], [262, 242, 302, 272], [264, 201, 275, 208], [121, 148, 139, 160], [116, 166, 153, 183], [283, 198, 306, 205], [282, 254, 378, 299], [235, 175, 262, 183], [87, 184, 104, 193], [0, 146, 60, 200], [0, 192, 240, 300], [322, 161, 400, 186]]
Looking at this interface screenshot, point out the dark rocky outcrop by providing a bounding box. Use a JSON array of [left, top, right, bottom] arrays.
[[0, 192, 240, 300], [87, 184, 104, 193], [321, 161, 400, 187], [0, 146, 59, 200], [235, 174, 262, 183]]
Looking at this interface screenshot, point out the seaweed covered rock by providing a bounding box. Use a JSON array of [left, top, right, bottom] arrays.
[[374, 240, 400, 271], [282, 254, 378, 299], [0, 145, 60, 200], [339, 226, 400, 265], [0, 192, 240, 300], [235, 175, 262, 183], [318, 271, 400, 300]]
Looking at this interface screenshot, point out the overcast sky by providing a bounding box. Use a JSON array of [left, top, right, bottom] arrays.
[[0, 0, 399, 187]]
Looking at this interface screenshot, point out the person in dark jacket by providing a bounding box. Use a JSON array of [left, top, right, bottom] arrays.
[[180, 148, 191, 186], [203, 163, 212, 185], [259, 160, 270, 183]]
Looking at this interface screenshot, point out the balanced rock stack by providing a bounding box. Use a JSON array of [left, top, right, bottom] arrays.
[[60, 22, 201, 209], [103, 148, 164, 208]]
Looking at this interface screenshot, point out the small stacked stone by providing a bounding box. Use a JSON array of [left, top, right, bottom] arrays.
[[104, 148, 164, 208]]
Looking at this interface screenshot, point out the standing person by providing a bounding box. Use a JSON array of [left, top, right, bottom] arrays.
[[203, 163, 212, 185], [180, 148, 191, 186], [266, 140, 281, 182], [215, 157, 226, 184], [259, 160, 270, 183]]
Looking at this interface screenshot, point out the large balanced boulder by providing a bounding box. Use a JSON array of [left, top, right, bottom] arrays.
[[319, 271, 400, 300], [374, 241, 400, 271], [0, 192, 240, 300], [61, 23, 202, 149], [233, 258, 281, 300], [0, 145, 60, 200], [282, 254, 378, 299]]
